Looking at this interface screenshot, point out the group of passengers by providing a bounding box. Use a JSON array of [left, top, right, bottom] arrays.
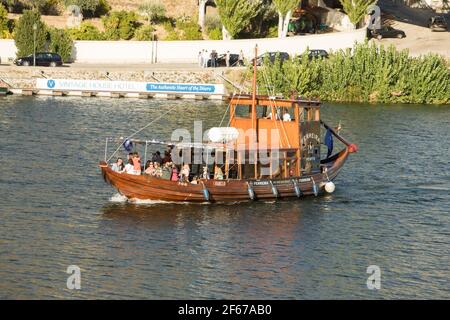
[[111, 149, 226, 184]]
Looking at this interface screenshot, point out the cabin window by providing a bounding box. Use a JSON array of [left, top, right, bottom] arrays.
[[263, 107, 295, 121], [234, 104, 251, 118], [256, 105, 268, 119]]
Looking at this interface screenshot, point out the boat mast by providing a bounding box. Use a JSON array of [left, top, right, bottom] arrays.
[[252, 45, 258, 178]]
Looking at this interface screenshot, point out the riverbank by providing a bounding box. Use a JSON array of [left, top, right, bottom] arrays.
[[251, 42, 449, 105], [0, 64, 222, 89], [1, 42, 449, 105], [0, 64, 233, 99]]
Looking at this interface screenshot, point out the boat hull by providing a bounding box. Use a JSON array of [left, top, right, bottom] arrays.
[[99, 148, 350, 203]]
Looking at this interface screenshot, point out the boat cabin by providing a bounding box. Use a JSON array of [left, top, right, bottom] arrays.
[[226, 94, 322, 180]]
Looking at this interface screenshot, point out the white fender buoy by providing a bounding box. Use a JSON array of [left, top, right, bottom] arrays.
[[269, 180, 279, 198], [312, 178, 318, 197], [325, 181, 336, 194], [247, 182, 255, 200]]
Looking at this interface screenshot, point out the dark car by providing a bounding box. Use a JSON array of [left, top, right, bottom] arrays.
[[428, 16, 448, 32], [14, 52, 63, 67], [308, 49, 329, 60], [370, 26, 406, 40], [207, 53, 240, 67], [253, 52, 290, 66]]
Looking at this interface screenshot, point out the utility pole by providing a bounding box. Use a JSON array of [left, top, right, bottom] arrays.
[[33, 23, 37, 66]]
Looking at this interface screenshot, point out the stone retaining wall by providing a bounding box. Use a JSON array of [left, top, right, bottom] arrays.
[[0, 68, 221, 90]]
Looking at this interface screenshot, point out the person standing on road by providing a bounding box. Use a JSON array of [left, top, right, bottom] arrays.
[[225, 51, 230, 67], [211, 50, 217, 68], [203, 50, 209, 68], [238, 50, 244, 66], [198, 50, 203, 67]]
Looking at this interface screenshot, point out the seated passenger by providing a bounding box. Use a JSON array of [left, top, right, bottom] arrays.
[[190, 176, 199, 184], [162, 150, 172, 164], [145, 162, 155, 175], [202, 166, 209, 180], [171, 166, 179, 181], [153, 162, 163, 178], [179, 164, 190, 183], [152, 151, 163, 164], [161, 162, 172, 180], [282, 110, 292, 122], [132, 153, 141, 175], [266, 111, 279, 120], [214, 165, 224, 180], [123, 159, 135, 174], [111, 158, 124, 172]]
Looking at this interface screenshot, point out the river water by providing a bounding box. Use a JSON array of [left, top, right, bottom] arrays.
[[0, 96, 448, 299]]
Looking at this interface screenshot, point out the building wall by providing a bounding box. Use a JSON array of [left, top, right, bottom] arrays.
[[0, 28, 367, 64]]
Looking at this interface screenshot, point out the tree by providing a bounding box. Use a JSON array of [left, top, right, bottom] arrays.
[[138, 0, 166, 25], [102, 11, 137, 40], [63, 0, 99, 16], [1, 0, 16, 12], [273, 0, 300, 38], [48, 28, 73, 62], [339, 0, 377, 28], [0, 3, 7, 34], [198, 0, 207, 31], [14, 9, 47, 57], [215, 0, 262, 40], [68, 21, 104, 40], [21, 0, 47, 11], [134, 24, 154, 41]]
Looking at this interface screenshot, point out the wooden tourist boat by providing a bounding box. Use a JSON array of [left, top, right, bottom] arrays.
[[99, 47, 358, 203]]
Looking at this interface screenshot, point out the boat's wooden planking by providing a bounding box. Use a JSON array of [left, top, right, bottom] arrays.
[[100, 149, 349, 202]]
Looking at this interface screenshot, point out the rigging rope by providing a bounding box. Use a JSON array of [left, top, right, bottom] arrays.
[[260, 66, 291, 148], [106, 104, 179, 163], [218, 67, 251, 128]]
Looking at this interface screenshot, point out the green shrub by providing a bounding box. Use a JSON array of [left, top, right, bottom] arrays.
[[0, 3, 8, 35], [63, 0, 99, 17], [102, 10, 138, 40], [48, 27, 73, 62], [267, 24, 278, 38], [176, 19, 202, 40], [1, 1, 16, 12], [134, 24, 154, 41], [164, 29, 180, 41], [255, 42, 450, 105], [68, 21, 103, 40], [208, 27, 222, 40], [204, 14, 221, 32], [138, 0, 166, 24], [14, 9, 47, 57], [93, 0, 110, 16]]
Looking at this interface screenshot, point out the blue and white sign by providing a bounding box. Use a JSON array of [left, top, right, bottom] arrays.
[[36, 79, 225, 95]]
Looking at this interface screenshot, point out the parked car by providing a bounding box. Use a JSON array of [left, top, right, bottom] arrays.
[[308, 49, 329, 60], [207, 53, 240, 67], [252, 52, 290, 66], [370, 26, 406, 40], [14, 52, 63, 67], [428, 16, 448, 32]]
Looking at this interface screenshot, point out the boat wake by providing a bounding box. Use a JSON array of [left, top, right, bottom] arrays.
[[108, 193, 207, 205], [109, 193, 128, 203], [108, 193, 246, 206]]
